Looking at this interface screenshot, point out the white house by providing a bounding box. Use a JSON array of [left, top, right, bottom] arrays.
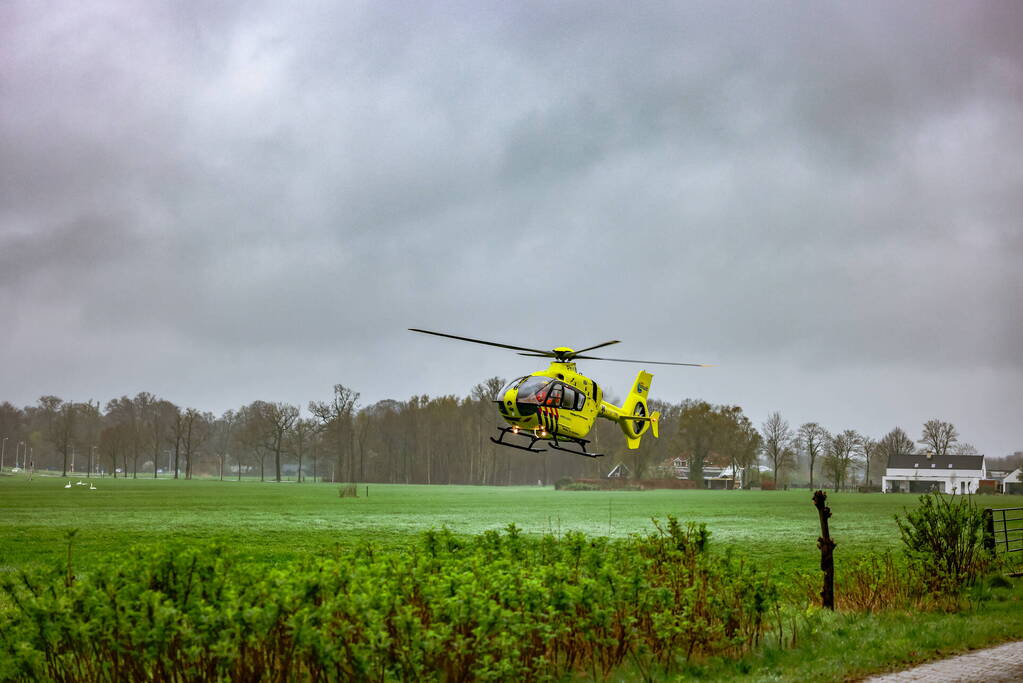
[[1004, 468, 1023, 495], [607, 463, 631, 479], [655, 457, 748, 489], [882, 453, 986, 494]]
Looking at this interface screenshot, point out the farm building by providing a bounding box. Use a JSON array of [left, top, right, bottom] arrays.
[[655, 457, 743, 489], [881, 453, 986, 494], [1004, 468, 1023, 494], [606, 463, 631, 479]]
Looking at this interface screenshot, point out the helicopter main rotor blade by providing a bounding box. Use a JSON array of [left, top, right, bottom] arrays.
[[408, 329, 552, 356], [571, 340, 621, 355], [519, 351, 711, 367], [571, 354, 712, 367]]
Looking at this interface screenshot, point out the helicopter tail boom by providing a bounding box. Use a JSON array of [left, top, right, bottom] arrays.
[[599, 371, 659, 449]]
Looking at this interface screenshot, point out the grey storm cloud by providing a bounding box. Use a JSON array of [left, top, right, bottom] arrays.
[[1, 1, 1021, 456]]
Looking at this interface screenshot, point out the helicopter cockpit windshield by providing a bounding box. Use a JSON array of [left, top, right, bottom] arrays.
[[514, 376, 566, 416], [515, 376, 554, 404], [499, 376, 528, 397]]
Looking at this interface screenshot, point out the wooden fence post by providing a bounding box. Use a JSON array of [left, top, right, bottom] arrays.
[[983, 508, 995, 555], [813, 490, 836, 610]]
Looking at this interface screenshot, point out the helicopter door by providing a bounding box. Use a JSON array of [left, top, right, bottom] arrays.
[[561, 386, 581, 410]]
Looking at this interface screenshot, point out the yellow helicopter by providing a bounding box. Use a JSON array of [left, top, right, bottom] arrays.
[[410, 329, 709, 458]]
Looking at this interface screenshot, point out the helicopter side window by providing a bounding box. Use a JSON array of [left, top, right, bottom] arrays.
[[561, 386, 579, 410], [546, 384, 563, 406], [574, 392, 586, 411]]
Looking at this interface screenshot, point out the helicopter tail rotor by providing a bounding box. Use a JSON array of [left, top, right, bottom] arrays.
[[607, 370, 658, 449]]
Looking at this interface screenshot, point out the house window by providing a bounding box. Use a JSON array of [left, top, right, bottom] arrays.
[[914, 463, 919, 468], [931, 463, 936, 468]]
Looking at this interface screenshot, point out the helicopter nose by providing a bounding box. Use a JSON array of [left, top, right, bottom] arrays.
[[498, 391, 517, 416]]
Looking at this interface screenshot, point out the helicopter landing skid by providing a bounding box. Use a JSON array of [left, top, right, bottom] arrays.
[[548, 436, 604, 459], [490, 427, 546, 453], [490, 427, 604, 458]]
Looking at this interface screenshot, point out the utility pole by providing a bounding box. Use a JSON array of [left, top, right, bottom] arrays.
[[1, 436, 7, 472]]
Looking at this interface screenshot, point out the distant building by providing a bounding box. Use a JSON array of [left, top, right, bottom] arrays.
[[1004, 468, 1023, 495], [607, 463, 631, 479], [654, 456, 743, 489], [881, 453, 986, 494]]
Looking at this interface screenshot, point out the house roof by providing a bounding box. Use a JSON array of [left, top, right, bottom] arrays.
[[607, 463, 631, 477], [1004, 468, 1022, 484], [886, 454, 985, 471]]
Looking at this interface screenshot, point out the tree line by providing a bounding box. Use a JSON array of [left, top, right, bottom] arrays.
[[0, 383, 998, 489], [668, 402, 985, 490], [0, 380, 604, 485]]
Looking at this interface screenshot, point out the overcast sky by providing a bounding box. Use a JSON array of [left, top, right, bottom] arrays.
[[2, 1, 1021, 457]]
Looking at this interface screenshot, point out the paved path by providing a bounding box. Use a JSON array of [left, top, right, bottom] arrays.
[[863, 641, 1023, 682]]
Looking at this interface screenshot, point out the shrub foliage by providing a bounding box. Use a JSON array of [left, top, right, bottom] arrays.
[[895, 492, 992, 596], [0, 519, 777, 681]]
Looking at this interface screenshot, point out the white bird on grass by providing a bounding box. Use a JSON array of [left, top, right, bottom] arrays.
[[64, 481, 72, 488], [89, 483, 97, 490]]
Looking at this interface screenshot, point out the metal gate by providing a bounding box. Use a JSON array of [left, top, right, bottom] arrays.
[[984, 507, 1023, 554]]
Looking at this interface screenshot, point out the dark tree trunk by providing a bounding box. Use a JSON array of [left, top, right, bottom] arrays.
[[274, 442, 281, 483], [813, 490, 836, 610]]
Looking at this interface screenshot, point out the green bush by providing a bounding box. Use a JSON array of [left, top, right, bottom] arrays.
[[552, 476, 574, 490], [0, 520, 778, 682], [895, 492, 992, 597], [559, 481, 601, 491], [791, 552, 916, 613]]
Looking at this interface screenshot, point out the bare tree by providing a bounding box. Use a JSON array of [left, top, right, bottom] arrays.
[[168, 406, 184, 478], [236, 404, 269, 481], [877, 427, 915, 464], [289, 418, 318, 482], [861, 436, 879, 486], [99, 423, 131, 478], [918, 419, 958, 456], [760, 412, 794, 486], [148, 400, 173, 478], [951, 442, 979, 455], [469, 377, 505, 484], [797, 422, 829, 490], [719, 406, 760, 490], [824, 429, 861, 491], [36, 396, 73, 476], [675, 400, 718, 486], [104, 397, 133, 476], [181, 408, 213, 479], [0, 402, 27, 472], [210, 410, 235, 481], [309, 385, 360, 483], [77, 401, 103, 476], [130, 392, 157, 478]]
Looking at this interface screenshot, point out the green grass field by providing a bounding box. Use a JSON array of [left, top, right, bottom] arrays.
[[0, 470, 1010, 576], [2, 471, 1022, 681]]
